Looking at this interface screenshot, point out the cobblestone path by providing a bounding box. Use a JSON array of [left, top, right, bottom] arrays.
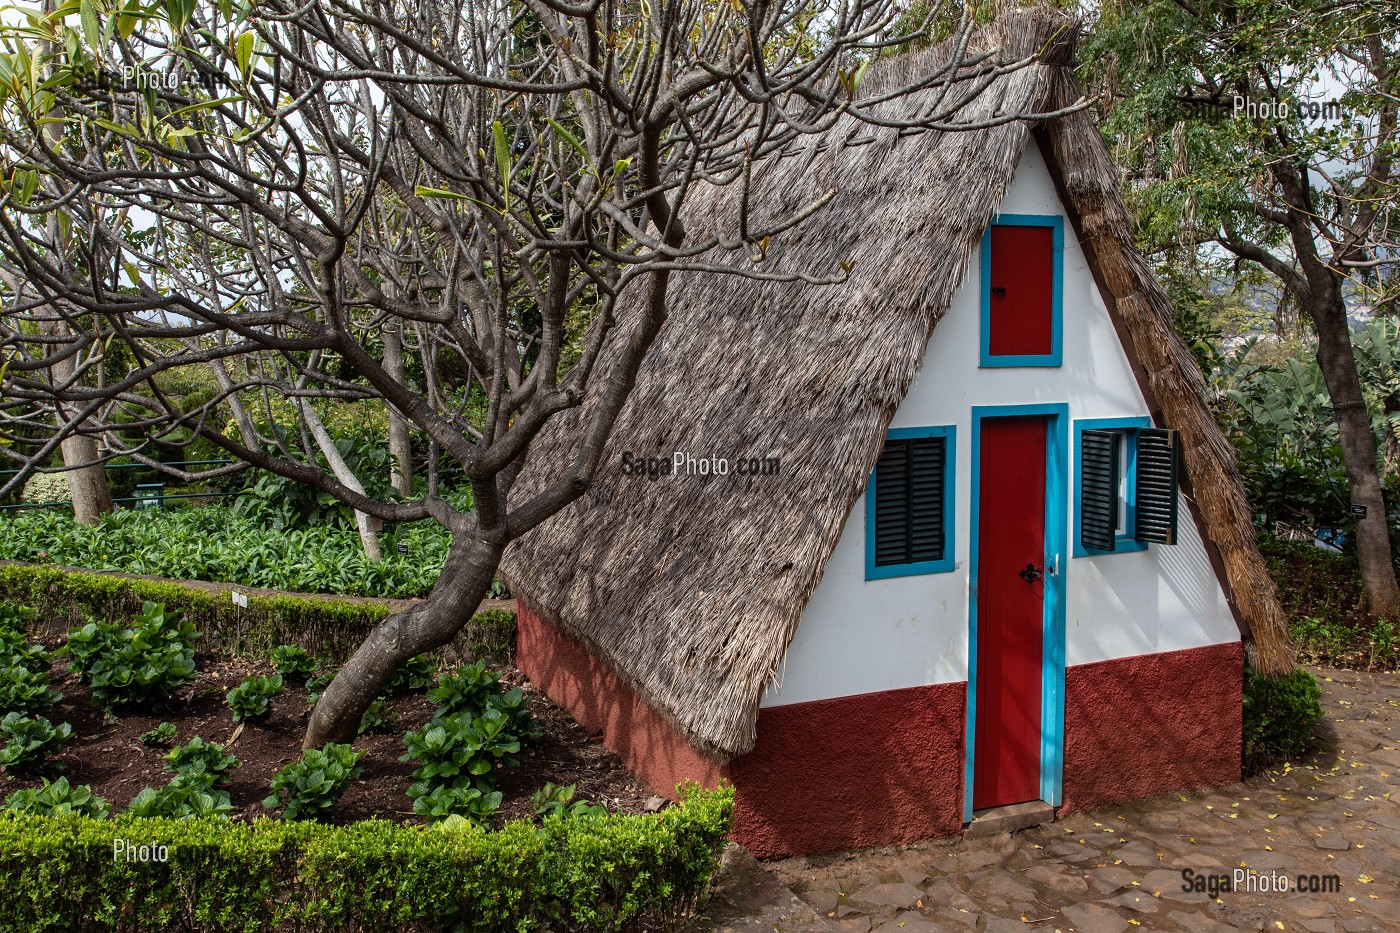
[[688, 668, 1399, 933]]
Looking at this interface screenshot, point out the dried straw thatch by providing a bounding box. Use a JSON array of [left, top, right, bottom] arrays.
[[501, 8, 1292, 762]]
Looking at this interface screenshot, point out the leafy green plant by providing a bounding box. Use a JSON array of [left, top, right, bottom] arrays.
[[411, 784, 502, 824], [226, 674, 284, 723], [0, 504, 450, 599], [402, 706, 523, 797], [357, 697, 398, 735], [62, 602, 198, 710], [306, 670, 333, 706], [530, 782, 607, 820], [263, 742, 363, 821], [1244, 666, 1323, 765], [163, 737, 240, 788], [381, 653, 435, 696], [3, 776, 109, 818], [124, 780, 235, 819], [0, 601, 46, 673], [138, 722, 178, 748], [0, 713, 73, 772], [427, 661, 501, 717], [0, 662, 62, 716], [271, 644, 319, 682]]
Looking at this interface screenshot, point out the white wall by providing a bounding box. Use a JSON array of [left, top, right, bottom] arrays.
[[761, 143, 1240, 709]]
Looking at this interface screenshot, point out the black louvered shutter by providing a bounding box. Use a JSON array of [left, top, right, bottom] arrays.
[[873, 437, 946, 567], [1080, 429, 1121, 552], [1134, 428, 1180, 544]]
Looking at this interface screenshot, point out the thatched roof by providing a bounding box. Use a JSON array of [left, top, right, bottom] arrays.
[[501, 8, 1291, 761]]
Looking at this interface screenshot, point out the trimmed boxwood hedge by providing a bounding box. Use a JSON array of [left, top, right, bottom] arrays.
[[0, 563, 515, 665], [0, 785, 733, 932]]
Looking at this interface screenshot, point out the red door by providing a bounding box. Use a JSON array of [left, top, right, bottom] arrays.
[[988, 225, 1054, 357], [974, 416, 1046, 810]]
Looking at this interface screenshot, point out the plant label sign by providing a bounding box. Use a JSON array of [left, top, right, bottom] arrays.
[[231, 591, 249, 609], [1351, 504, 1368, 519]]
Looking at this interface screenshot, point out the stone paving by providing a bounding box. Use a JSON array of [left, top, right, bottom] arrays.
[[687, 668, 1399, 933]]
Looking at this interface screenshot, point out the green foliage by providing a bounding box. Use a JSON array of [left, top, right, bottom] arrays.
[[3, 777, 109, 819], [0, 563, 516, 671], [427, 660, 501, 717], [0, 600, 46, 673], [357, 696, 398, 735], [532, 782, 608, 820], [1243, 667, 1324, 764], [402, 707, 522, 795], [410, 784, 503, 824], [0, 661, 62, 716], [62, 602, 197, 710], [226, 674, 284, 723], [263, 743, 363, 821], [0, 505, 448, 598], [138, 722, 177, 748], [271, 644, 319, 682], [163, 737, 240, 789], [0, 713, 73, 772], [381, 652, 436, 696], [124, 781, 234, 820], [0, 786, 733, 931]]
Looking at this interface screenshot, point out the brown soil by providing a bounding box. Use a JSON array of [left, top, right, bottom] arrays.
[[6, 642, 653, 825]]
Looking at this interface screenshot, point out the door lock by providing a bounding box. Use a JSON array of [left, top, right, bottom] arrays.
[[1018, 563, 1043, 583]]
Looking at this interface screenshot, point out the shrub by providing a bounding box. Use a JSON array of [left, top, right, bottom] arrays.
[[271, 644, 319, 682], [263, 743, 363, 821], [3, 776, 109, 818], [137, 722, 177, 748], [1244, 666, 1324, 764], [226, 674, 284, 723], [163, 737, 241, 788], [427, 661, 501, 717], [0, 663, 62, 716], [531, 782, 608, 820], [357, 697, 398, 735], [0, 714, 73, 773], [0, 601, 46, 673], [402, 707, 523, 798], [62, 602, 198, 710], [124, 782, 234, 820], [410, 784, 502, 824], [381, 652, 436, 696], [0, 785, 733, 932]]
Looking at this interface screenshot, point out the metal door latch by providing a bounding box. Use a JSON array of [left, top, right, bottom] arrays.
[[1018, 563, 1043, 583]]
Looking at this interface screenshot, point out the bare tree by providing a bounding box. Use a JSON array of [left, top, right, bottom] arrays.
[[0, 0, 1079, 744]]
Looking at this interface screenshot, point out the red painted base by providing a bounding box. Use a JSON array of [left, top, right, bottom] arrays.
[[729, 683, 967, 858], [516, 601, 1243, 858], [514, 601, 723, 796], [1059, 642, 1243, 814]]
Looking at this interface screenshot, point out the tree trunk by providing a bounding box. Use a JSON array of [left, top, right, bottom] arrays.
[[1312, 285, 1400, 616], [383, 325, 414, 497], [304, 533, 501, 747], [298, 399, 382, 561], [41, 321, 112, 525]]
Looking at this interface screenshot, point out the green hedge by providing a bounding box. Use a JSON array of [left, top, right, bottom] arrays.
[[0, 786, 733, 932], [0, 564, 514, 666]]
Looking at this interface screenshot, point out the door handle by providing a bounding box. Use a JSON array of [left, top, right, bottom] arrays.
[[991, 286, 1007, 298], [1018, 563, 1043, 583]]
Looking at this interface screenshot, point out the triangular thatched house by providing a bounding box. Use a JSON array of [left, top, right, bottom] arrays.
[[502, 9, 1292, 858]]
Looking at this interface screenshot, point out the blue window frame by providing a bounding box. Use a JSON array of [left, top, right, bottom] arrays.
[[1073, 416, 1151, 557], [979, 213, 1064, 368], [865, 425, 956, 579]]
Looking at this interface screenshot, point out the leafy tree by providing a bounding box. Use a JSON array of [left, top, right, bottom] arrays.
[[0, 0, 1074, 744], [1086, 0, 1400, 615]]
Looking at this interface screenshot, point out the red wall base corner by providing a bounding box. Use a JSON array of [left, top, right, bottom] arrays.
[[727, 683, 967, 859], [1059, 641, 1243, 815], [514, 599, 723, 798]]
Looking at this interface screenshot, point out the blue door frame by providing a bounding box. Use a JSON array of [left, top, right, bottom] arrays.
[[964, 403, 1069, 821]]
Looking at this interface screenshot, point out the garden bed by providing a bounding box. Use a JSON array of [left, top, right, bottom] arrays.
[[6, 637, 653, 826]]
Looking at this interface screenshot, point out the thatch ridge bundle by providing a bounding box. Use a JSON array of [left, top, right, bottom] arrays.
[[501, 8, 1291, 762]]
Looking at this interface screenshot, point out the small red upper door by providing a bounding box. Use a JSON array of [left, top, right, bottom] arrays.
[[987, 225, 1054, 357], [973, 415, 1047, 810]]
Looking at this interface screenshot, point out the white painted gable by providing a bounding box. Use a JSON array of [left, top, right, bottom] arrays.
[[761, 142, 1241, 709]]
